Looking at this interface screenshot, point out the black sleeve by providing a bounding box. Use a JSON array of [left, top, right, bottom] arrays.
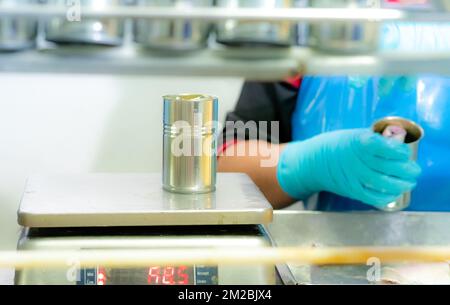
[[221, 81, 298, 146]]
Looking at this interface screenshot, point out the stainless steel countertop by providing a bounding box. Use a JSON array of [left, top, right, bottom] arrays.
[[266, 210, 450, 284], [4, 210, 450, 285]]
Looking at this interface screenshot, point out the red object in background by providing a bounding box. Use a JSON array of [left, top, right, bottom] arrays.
[[285, 75, 302, 89], [148, 266, 190, 285]]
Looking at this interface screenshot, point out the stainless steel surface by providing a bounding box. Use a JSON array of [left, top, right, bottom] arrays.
[[163, 94, 218, 194], [135, 0, 214, 51], [373, 117, 424, 212], [212, 43, 294, 59], [17, 173, 273, 227], [44, 0, 125, 46], [216, 0, 296, 47], [0, 47, 301, 79], [309, 0, 381, 54], [15, 226, 276, 285], [267, 211, 450, 284], [259, 224, 297, 285], [0, 0, 37, 51], [302, 49, 450, 75], [294, 0, 309, 46], [1, 47, 450, 77], [3, 4, 450, 23]]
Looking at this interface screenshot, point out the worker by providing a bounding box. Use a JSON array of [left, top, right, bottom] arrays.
[[218, 22, 450, 212]]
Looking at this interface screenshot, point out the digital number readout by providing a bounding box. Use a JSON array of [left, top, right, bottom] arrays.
[[147, 266, 193, 285], [93, 266, 194, 285]]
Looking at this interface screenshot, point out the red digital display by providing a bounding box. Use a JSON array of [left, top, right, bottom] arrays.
[[147, 266, 191, 285], [97, 267, 107, 285], [94, 266, 195, 285]]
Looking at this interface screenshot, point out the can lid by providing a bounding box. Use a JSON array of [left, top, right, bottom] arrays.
[[163, 94, 218, 129], [372, 116, 424, 144], [163, 94, 214, 102]]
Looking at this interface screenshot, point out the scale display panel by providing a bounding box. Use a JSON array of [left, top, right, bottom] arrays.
[[78, 265, 218, 285]]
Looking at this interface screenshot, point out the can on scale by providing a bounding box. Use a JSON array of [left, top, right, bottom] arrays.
[[372, 116, 424, 212], [163, 94, 218, 194]]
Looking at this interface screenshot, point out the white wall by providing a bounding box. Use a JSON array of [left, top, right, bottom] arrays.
[[0, 73, 243, 250]]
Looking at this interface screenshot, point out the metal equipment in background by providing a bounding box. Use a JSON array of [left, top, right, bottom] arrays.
[[134, 0, 214, 51], [0, 0, 37, 51], [309, 0, 382, 54], [44, 0, 126, 46], [215, 0, 297, 47], [0, 0, 449, 76]]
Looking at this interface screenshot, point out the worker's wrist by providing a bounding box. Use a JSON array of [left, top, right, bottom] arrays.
[[276, 141, 318, 200]]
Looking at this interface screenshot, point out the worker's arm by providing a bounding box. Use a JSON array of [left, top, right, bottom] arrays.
[[219, 130, 422, 210], [218, 140, 294, 209], [218, 80, 299, 208]]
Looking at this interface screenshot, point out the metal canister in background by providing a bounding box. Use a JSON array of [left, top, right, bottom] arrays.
[[45, 0, 126, 46], [163, 94, 218, 194], [294, 0, 310, 46], [309, 0, 381, 54], [0, 0, 38, 51], [134, 0, 214, 51], [215, 0, 296, 47], [372, 116, 424, 212]]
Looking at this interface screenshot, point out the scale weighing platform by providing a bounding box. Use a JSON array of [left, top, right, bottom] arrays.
[[15, 173, 276, 285]]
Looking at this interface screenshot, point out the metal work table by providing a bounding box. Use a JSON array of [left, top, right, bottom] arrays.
[[266, 210, 450, 284], [2, 46, 450, 78], [3, 209, 450, 285]]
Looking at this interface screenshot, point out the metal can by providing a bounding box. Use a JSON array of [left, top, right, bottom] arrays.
[[163, 94, 218, 194], [372, 116, 424, 211]]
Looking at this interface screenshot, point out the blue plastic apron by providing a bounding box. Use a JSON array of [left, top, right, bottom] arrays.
[[292, 23, 450, 211]]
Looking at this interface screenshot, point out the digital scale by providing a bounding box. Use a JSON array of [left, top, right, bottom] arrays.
[[14, 173, 277, 285]]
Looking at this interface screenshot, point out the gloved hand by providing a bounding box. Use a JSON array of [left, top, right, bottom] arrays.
[[277, 129, 421, 209]]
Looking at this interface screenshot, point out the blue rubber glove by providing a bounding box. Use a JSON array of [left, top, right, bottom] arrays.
[[277, 129, 422, 209]]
